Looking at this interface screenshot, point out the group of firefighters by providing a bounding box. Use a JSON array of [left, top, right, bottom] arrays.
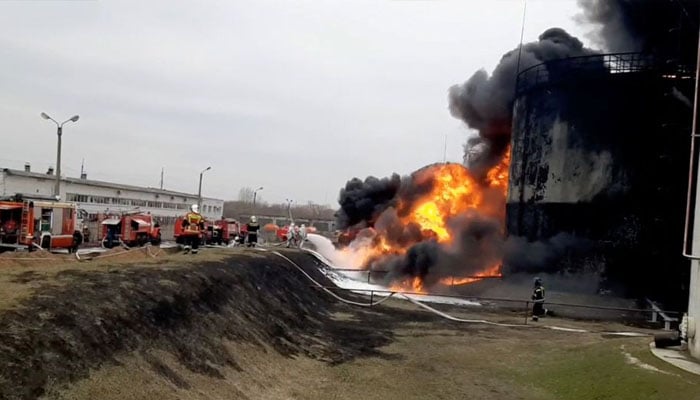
[[179, 204, 306, 254]]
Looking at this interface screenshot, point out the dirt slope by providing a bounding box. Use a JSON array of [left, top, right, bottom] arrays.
[[0, 250, 392, 400]]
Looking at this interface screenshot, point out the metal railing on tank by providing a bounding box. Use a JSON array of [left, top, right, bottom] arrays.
[[515, 52, 694, 96]]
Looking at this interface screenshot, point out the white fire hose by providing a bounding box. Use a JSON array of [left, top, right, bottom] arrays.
[[268, 249, 396, 307], [269, 247, 652, 337]]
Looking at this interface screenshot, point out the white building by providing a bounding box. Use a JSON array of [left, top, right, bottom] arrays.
[[0, 166, 224, 224]]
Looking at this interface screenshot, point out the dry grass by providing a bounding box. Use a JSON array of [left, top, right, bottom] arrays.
[[2, 248, 697, 400], [48, 303, 700, 400], [0, 246, 243, 309]]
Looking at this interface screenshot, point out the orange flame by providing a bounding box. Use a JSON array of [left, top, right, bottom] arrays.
[[390, 276, 426, 294], [439, 263, 503, 286], [343, 148, 511, 292]]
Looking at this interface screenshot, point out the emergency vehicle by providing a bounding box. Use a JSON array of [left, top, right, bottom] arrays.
[[101, 212, 161, 248], [174, 216, 202, 245], [204, 219, 242, 245], [0, 195, 86, 252]]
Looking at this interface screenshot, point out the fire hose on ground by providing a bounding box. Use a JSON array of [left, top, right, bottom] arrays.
[[75, 243, 162, 261], [267, 249, 396, 307], [267, 248, 653, 337]]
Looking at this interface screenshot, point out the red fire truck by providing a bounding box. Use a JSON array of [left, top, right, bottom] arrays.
[[204, 218, 242, 245], [101, 212, 161, 248], [0, 195, 86, 252]]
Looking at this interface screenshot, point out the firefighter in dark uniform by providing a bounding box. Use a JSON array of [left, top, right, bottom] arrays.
[[182, 204, 205, 254], [531, 277, 548, 321], [246, 216, 260, 247]]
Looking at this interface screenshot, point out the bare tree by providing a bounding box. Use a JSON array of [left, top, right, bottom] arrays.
[[224, 199, 335, 221], [238, 187, 255, 203]]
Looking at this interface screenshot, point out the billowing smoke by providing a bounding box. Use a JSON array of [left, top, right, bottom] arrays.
[[378, 213, 585, 287], [449, 28, 599, 175], [335, 174, 402, 230], [334, 1, 697, 289], [578, 0, 699, 64], [374, 212, 501, 285], [335, 170, 436, 230], [334, 164, 588, 286], [503, 233, 591, 273]]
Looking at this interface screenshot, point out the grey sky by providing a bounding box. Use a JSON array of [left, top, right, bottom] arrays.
[[0, 0, 589, 205]]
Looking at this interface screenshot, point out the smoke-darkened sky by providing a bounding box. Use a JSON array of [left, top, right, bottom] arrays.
[[0, 0, 588, 204]]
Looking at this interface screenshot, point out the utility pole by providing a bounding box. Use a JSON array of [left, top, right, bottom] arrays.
[[253, 186, 263, 213], [160, 167, 164, 190], [41, 112, 79, 200], [285, 198, 294, 222], [197, 166, 211, 210], [443, 134, 448, 163]]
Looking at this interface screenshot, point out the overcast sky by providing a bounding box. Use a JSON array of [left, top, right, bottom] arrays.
[[0, 0, 591, 205]]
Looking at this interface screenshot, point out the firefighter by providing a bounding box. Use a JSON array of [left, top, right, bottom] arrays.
[[298, 224, 307, 249], [286, 222, 297, 248], [531, 277, 548, 321], [246, 216, 260, 247], [181, 204, 205, 254]]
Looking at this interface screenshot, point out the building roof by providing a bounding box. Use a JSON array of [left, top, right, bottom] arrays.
[[1, 168, 223, 202]]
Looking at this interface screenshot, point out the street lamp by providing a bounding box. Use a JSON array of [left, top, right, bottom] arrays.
[[41, 112, 79, 200], [253, 186, 263, 210], [285, 198, 294, 222], [197, 166, 212, 211]]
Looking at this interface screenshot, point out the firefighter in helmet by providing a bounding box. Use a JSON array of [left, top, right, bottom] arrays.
[[531, 277, 548, 321], [286, 222, 297, 248], [246, 216, 260, 247], [181, 204, 205, 254]]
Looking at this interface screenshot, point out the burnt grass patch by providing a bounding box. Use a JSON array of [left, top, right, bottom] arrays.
[[0, 251, 428, 400]]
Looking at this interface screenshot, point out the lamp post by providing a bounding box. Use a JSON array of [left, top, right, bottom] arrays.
[[197, 166, 211, 211], [253, 186, 263, 211], [285, 198, 294, 222], [41, 112, 79, 200]]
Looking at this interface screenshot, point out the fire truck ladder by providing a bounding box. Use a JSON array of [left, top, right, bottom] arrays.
[[19, 201, 31, 242]]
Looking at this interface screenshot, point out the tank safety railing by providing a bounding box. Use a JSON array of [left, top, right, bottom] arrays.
[[515, 52, 694, 97]]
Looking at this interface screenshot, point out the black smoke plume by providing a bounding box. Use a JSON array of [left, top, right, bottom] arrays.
[[449, 28, 598, 176], [378, 212, 586, 287], [578, 0, 699, 64], [335, 174, 402, 230], [380, 212, 502, 286], [502, 233, 591, 273], [335, 165, 439, 230]]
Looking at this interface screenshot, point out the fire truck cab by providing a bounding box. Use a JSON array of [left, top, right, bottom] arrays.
[[0, 195, 85, 253]]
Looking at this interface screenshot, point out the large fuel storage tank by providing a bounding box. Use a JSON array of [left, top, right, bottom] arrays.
[[508, 53, 695, 306]]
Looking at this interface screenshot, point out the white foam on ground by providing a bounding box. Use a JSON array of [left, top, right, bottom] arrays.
[[621, 345, 675, 375], [305, 234, 480, 307], [601, 332, 650, 337], [547, 326, 588, 333]]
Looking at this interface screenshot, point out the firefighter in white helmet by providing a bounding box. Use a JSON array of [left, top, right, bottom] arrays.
[[286, 222, 296, 248], [246, 216, 260, 247], [298, 224, 307, 249], [181, 204, 205, 254]]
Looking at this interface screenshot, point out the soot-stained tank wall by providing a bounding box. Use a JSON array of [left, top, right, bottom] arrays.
[[508, 63, 694, 306]]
